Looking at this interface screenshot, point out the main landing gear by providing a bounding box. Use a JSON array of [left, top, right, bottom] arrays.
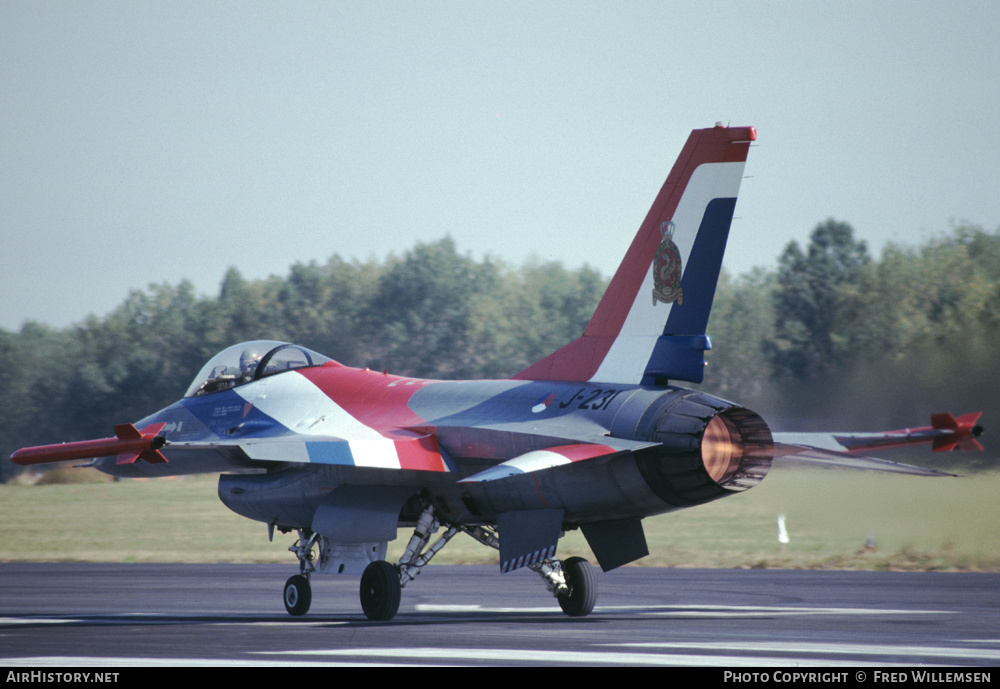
[[524, 555, 597, 617], [359, 560, 401, 621], [283, 505, 598, 622]]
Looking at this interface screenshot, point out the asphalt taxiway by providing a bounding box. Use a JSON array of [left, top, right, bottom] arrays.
[[1, 564, 998, 666]]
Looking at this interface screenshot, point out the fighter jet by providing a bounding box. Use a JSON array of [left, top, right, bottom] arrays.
[[12, 125, 983, 621]]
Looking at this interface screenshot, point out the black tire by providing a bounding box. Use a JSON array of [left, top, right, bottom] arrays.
[[360, 561, 401, 621], [557, 556, 597, 617], [283, 574, 312, 616]]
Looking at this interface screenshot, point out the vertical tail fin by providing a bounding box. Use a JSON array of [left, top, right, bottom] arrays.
[[513, 124, 756, 385]]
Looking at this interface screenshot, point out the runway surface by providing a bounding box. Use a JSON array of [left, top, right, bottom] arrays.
[[1, 564, 998, 666]]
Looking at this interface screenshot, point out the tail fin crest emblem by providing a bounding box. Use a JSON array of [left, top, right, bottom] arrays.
[[652, 221, 683, 306]]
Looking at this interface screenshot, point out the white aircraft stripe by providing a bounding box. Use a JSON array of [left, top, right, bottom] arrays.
[[234, 373, 401, 467], [235, 373, 382, 439]]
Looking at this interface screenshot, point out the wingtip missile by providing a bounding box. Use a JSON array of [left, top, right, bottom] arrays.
[[11, 423, 169, 466], [827, 411, 985, 455], [930, 412, 984, 452]]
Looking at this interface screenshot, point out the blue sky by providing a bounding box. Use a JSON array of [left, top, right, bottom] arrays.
[[3, 1, 999, 330]]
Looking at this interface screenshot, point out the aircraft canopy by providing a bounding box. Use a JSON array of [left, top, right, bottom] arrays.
[[185, 340, 333, 397]]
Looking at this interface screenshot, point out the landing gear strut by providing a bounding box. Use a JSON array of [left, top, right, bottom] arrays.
[[281, 506, 598, 620], [356, 503, 463, 621], [284, 529, 319, 616]]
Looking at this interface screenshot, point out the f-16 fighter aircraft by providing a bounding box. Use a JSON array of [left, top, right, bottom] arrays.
[[12, 125, 983, 621]]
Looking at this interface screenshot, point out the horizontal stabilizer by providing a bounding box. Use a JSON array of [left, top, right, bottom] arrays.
[[773, 411, 983, 472], [773, 443, 956, 477]]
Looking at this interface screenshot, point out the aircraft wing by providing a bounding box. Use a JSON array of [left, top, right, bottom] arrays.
[[771, 412, 983, 477], [231, 431, 449, 471], [11, 426, 450, 474]]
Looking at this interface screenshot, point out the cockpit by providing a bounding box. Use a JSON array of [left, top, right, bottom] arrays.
[[184, 340, 334, 397]]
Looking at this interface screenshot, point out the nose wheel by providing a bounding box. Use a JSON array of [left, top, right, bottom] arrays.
[[283, 574, 312, 616]]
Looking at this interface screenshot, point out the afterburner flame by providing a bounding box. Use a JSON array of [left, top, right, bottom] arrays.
[[698, 407, 773, 492], [702, 414, 744, 484]]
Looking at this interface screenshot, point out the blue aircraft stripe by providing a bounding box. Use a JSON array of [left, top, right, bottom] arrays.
[[180, 391, 289, 439], [663, 196, 737, 336], [643, 196, 737, 384], [304, 441, 356, 466]]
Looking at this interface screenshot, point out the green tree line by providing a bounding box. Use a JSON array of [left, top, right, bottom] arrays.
[[2, 224, 997, 480], [704, 221, 999, 459]]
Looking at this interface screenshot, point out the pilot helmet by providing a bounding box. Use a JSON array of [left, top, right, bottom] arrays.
[[239, 349, 262, 377]]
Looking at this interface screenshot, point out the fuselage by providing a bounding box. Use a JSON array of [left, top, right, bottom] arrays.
[[95, 358, 773, 532]]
